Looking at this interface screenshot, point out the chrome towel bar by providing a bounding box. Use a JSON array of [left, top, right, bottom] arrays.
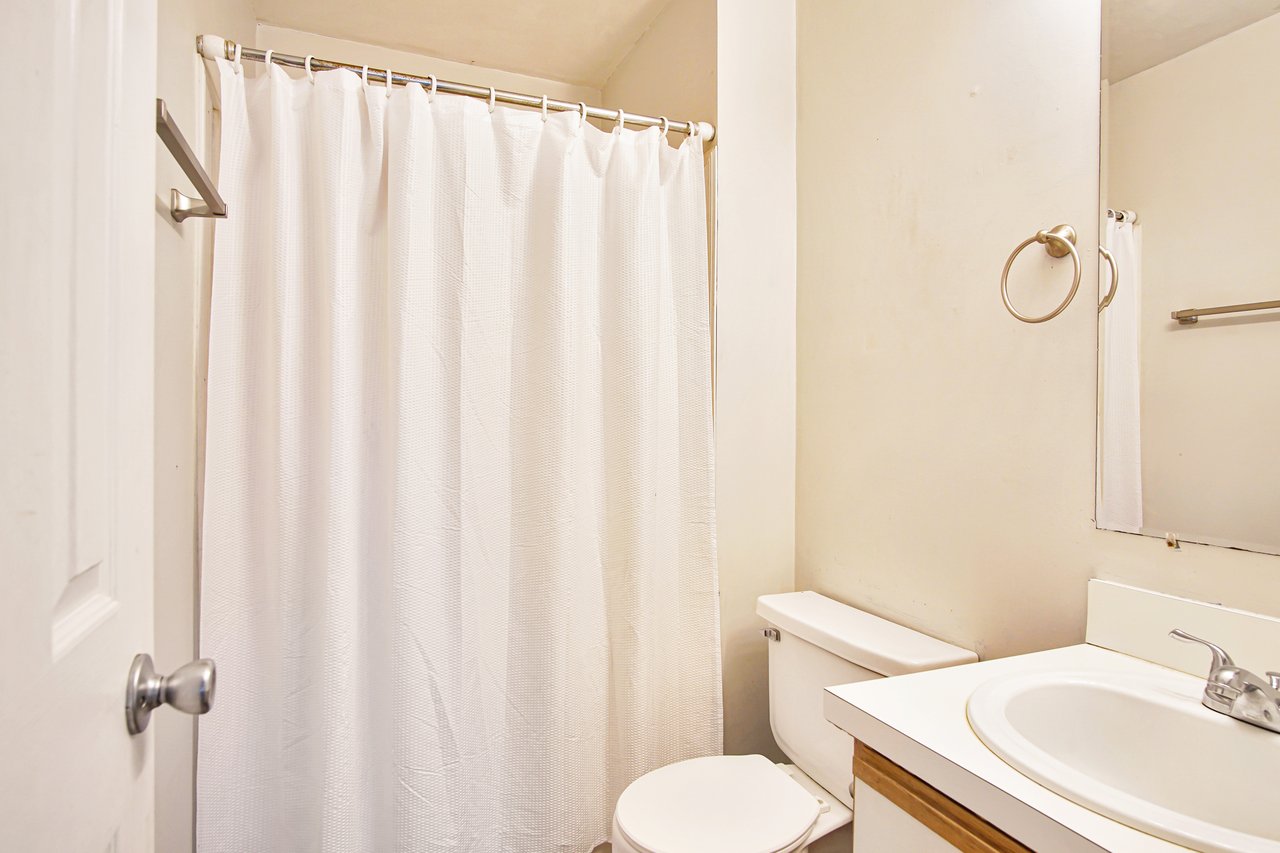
[[1172, 299, 1280, 325], [155, 98, 226, 222]]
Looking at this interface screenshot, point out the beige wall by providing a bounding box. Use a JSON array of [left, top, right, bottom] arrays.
[[256, 25, 599, 103], [714, 0, 798, 759], [796, 0, 1280, 665], [154, 4, 255, 853], [1108, 13, 1280, 554], [602, 0, 715, 127]]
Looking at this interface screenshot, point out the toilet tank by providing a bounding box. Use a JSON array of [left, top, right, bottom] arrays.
[[756, 591, 977, 809]]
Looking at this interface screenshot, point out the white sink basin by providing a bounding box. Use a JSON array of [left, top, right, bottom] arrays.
[[968, 670, 1280, 853]]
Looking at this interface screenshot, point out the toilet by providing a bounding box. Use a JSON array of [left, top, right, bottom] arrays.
[[611, 591, 978, 853]]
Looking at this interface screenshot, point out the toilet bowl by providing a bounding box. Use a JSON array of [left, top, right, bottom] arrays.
[[610, 591, 977, 853]]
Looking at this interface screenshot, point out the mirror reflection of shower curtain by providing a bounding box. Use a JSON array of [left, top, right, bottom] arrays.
[[1097, 218, 1142, 533]]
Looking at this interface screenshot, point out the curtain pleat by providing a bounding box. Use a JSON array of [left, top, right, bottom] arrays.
[[198, 59, 720, 853]]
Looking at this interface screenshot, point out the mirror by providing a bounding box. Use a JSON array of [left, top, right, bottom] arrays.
[[1097, 2, 1280, 555]]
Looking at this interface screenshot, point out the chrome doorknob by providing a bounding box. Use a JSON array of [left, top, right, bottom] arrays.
[[125, 653, 216, 735]]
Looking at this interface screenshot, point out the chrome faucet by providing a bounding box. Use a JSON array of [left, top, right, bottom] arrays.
[[1170, 629, 1280, 734]]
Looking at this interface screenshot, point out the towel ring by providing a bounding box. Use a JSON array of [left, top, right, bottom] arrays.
[[1098, 245, 1118, 313], [1000, 224, 1081, 324]]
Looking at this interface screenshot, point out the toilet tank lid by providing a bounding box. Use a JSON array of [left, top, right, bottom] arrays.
[[756, 591, 978, 676]]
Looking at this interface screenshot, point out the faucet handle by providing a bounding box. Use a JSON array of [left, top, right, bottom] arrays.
[[1169, 628, 1235, 674]]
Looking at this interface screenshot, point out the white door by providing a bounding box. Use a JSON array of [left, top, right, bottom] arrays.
[[0, 0, 159, 850]]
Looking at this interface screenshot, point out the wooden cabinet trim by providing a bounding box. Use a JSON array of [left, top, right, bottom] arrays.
[[853, 741, 1033, 853]]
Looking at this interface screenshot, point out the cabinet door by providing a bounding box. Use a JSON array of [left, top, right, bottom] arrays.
[[854, 778, 958, 853], [853, 744, 1032, 853]]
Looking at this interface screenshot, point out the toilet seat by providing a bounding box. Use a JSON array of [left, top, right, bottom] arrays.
[[613, 755, 821, 853]]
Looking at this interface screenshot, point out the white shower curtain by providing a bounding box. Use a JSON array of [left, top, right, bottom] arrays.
[[1096, 218, 1142, 533], [198, 58, 721, 853]]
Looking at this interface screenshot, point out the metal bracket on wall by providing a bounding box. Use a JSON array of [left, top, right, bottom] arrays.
[[155, 98, 227, 222]]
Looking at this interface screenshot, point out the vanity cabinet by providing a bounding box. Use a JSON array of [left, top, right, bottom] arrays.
[[851, 743, 1030, 853]]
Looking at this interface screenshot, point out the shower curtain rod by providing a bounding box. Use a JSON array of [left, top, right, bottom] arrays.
[[197, 35, 716, 143]]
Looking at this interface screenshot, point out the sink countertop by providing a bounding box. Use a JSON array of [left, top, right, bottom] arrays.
[[824, 643, 1195, 852]]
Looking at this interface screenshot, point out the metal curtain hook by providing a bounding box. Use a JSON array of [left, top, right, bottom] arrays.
[[540, 95, 549, 122], [304, 55, 315, 83], [488, 87, 496, 113], [1000, 224, 1082, 323]]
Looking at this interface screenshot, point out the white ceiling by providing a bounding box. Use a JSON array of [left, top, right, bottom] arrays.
[[1104, 0, 1280, 81], [251, 0, 675, 88]]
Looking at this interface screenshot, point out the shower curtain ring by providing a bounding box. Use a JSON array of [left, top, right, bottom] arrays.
[[304, 55, 315, 83], [425, 75, 436, 102], [232, 42, 242, 74], [362, 66, 369, 87], [385, 67, 393, 97], [577, 102, 587, 129], [488, 87, 497, 113], [659, 116, 670, 138], [616, 108, 626, 131], [263, 49, 273, 69], [540, 95, 549, 122]]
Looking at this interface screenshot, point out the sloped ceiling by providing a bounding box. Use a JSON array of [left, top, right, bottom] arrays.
[[251, 0, 675, 87], [1104, 0, 1280, 81]]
